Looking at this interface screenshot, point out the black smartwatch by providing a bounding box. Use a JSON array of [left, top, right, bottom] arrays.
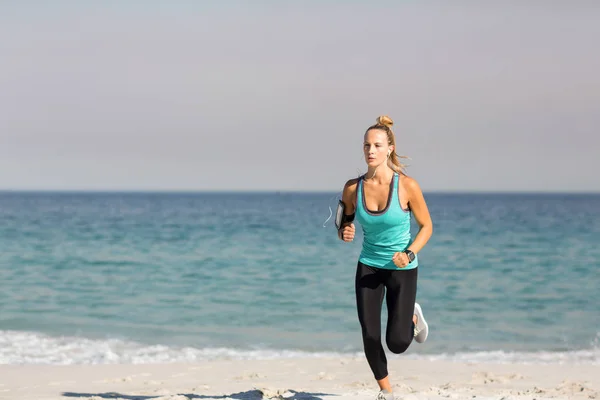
[[404, 249, 415, 263]]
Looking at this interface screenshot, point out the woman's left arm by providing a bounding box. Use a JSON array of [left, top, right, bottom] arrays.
[[406, 177, 433, 255]]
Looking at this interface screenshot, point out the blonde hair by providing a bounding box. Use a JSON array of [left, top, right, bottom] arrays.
[[366, 115, 409, 173]]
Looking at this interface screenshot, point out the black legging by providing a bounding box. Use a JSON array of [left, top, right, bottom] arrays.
[[355, 261, 418, 381]]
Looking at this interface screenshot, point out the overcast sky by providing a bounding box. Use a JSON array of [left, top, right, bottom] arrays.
[[1, 2, 598, 192]]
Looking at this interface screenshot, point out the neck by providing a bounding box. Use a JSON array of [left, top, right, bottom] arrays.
[[365, 164, 394, 183]]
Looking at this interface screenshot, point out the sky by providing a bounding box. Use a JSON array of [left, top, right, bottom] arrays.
[[1, 2, 599, 192]]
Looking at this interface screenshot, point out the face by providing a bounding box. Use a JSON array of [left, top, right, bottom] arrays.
[[363, 129, 393, 167]]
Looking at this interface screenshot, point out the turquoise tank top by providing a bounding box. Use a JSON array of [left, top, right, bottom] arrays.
[[355, 173, 418, 270]]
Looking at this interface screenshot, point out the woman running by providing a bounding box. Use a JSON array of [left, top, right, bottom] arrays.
[[337, 115, 434, 400]]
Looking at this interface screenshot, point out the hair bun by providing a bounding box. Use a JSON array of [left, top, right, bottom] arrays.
[[377, 115, 394, 127]]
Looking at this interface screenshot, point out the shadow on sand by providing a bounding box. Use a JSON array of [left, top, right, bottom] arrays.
[[61, 388, 337, 400]]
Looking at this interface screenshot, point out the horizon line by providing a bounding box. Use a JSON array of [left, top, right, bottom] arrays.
[[1, 188, 599, 195]]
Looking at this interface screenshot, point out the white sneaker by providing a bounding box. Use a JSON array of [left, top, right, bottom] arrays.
[[376, 390, 394, 400], [413, 302, 429, 343]]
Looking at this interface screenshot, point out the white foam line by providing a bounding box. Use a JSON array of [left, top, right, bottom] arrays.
[[1, 330, 598, 366]]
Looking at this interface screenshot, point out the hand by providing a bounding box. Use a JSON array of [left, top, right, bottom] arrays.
[[392, 252, 409, 268], [339, 223, 355, 242]]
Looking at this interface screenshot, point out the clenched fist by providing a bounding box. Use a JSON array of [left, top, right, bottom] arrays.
[[392, 252, 410, 268], [339, 223, 355, 242]]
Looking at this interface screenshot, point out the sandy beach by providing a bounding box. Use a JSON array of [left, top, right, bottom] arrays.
[[1, 357, 597, 400]]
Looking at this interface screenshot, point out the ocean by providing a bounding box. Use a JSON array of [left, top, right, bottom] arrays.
[[0, 191, 598, 365]]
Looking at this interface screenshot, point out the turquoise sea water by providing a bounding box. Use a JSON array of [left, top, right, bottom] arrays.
[[0, 192, 598, 365]]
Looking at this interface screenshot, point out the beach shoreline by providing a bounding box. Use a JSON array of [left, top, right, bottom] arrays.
[[1, 357, 598, 400]]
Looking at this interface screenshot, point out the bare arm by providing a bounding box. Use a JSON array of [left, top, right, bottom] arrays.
[[340, 179, 357, 215], [405, 177, 433, 254], [338, 179, 358, 241]]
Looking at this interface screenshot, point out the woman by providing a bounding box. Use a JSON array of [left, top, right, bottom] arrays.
[[337, 115, 433, 400]]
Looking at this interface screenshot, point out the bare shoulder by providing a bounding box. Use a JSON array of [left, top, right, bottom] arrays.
[[399, 174, 424, 203], [399, 174, 421, 192], [343, 177, 360, 193], [400, 174, 431, 225], [341, 177, 361, 209]]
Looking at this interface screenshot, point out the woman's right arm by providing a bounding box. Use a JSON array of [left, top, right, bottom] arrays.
[[338, 179, 358, 242]]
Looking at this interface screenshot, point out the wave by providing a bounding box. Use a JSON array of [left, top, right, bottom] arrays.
[[1, 330, 598, 365]]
